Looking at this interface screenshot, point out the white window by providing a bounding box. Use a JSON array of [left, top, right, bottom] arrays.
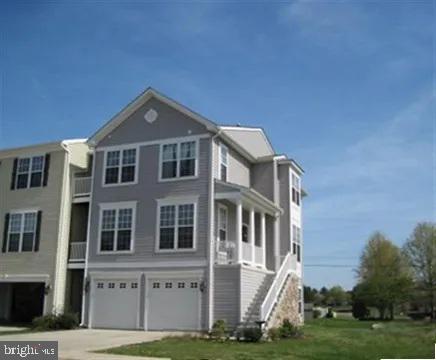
[[99, 202, 136, 253], [218, 205, 228, 242], [160, 140, 197, 180], [152, 282, 160, 289], [178, 282, 185, 288], [6, 211, 38, 252], [165, 282, 172, 289], [219, 144, 228, 182], [97, 282, 104, 289], [292, 174, 301, 206], [157, 199, 197, 252], [292, 224, 301, 263], [104, 148, 137, 185], [108, 282, 115, 289], [120, 283, 126, 289], [131, 282, 138, 289], [190, 282, 198, 289], [15, 156, 45, 189]]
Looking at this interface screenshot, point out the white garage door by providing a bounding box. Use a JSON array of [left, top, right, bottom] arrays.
[[91, 279, 139, 329], [147, 278, 200, 330]]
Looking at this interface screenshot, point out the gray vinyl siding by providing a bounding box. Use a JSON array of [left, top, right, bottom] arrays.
[[99, 97, 208, 147], [84, 266, 208, 329], [265, 214, 275, 271], [240, 266, 267, 319], [88, 137, 210, 262], [0, 150, 67, 314], [251, 161, 274, 201], [278, 164, 291, 258], [214, 140, 251, 187], [214, 265, 240, 328]]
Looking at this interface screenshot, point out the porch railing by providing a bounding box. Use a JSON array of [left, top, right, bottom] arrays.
[[260, 252, 295, 322], [69, 242, 86, 262], [74, 176, 92, 197], [216, 240, 236, 264]]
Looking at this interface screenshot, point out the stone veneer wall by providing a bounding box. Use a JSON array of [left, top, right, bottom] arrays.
[[267, 274, 301, 328]]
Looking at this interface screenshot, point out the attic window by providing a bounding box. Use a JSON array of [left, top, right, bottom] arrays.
[[144, 109, 158, 124]]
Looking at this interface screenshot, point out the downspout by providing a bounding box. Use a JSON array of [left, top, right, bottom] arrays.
[[207, 129, 222, 330], [52, 142, 72, 314], [80, 146, 96, 327], [272, 156, 281, 272]]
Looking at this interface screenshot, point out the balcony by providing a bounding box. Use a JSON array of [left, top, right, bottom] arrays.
[[69, 242, 86, 262], [74, 176, 91, 199]]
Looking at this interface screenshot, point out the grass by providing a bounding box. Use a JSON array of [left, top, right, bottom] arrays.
[[102, 318, 436, 360]]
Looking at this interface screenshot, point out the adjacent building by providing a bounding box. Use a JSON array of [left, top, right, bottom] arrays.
[[0, 88, 305, 331]]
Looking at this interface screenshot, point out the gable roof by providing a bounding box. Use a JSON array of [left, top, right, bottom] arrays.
[[87, 87, 219, 146], [87, 87, 276, 162]]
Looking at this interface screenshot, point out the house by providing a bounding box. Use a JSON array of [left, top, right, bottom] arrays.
[[0, 87, 305, 331], [0, 140, 89, 323]]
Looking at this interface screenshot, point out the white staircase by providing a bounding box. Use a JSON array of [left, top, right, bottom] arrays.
[[240, 253, 296, 328]]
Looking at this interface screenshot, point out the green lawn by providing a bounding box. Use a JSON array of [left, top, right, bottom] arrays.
[[102, 319, 436, 360]]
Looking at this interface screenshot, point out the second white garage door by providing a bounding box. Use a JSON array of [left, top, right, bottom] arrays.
[[91, 279, 139, 329], [147, 278, 201, 330]]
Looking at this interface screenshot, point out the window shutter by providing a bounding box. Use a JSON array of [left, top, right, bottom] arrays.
[[2, 213, 9, 253], [42, 154, 50, 187], [10, 158, 17, 190], [34, 211, 42, 252]]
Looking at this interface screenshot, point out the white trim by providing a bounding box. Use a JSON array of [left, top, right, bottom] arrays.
[[155, 196, 198, 253], [144, 271, 203, 331], [218, 143, 228, 182], [0, 274, 50, 282], [67, 263, 85, 269], [88, 88, 217, 146], [96, 134, 210, 152], [14, 154, 46, 189], [97, 201, 137, 255], [87, 260, 207, 269], [88, 272, 142, 329], [81, 145, 96, 326], [158, 138, 199, 182], [5, 210, 38, 253], [101, 145, 139, 187]]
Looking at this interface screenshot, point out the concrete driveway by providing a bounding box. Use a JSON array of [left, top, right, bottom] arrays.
[[0, 329, 183, 359]]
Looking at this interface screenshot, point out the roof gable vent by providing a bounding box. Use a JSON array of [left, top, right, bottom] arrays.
[[144, 108, 158, 124]]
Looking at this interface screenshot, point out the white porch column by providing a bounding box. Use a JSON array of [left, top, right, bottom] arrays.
[[236, 200, 243, 263], [273, 213, 280, 271], [260, 212, 266, 268], [249, 207, 255, 263]]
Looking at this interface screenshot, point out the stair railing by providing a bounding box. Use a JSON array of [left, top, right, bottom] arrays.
[[260, 252, 293, 322]]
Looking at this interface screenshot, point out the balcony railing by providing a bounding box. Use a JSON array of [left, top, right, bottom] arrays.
[[74, 177, 92, 197], [216, 240, 236, 264], [69, 242, 86, 262]]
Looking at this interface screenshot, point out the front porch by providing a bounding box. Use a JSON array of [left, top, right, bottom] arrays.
[[214, 180, 281, 270]]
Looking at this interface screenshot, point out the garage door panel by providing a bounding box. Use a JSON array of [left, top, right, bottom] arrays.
[[92, 280, 139, 330], [147, 279, 200, 331]]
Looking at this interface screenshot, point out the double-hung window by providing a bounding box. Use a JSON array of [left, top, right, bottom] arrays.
[[219, 144, 228, 182], [157, 199, 196, 251], [5, 211, 39, 252], [99, 202, 136, 253], [15, 156, 45, 189], [292, 224, 301, 262], [160, 140, 197, 180], [104, 148, 137, 185], [292, 174, 301, 206]]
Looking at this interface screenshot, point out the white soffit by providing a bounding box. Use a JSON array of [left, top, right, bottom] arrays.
[[219, 127, 274, 159]]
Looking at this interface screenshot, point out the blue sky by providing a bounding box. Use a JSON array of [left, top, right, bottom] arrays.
[[1, 1, 434, 289]]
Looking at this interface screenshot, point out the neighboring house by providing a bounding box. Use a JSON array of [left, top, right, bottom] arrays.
[[0, 87, 305, 331], [0, 140, 89, 323]]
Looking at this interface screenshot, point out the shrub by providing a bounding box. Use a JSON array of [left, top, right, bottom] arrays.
[[210, 319, 228, 340], [267, 327, 281, 341], [313, 309, 322, 319], [352, 300, 369, 320], [325, 308, 335, 318], [32, 313, 79, 331], [278, 319, 303, 339], [241, 327, 263, 342]]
